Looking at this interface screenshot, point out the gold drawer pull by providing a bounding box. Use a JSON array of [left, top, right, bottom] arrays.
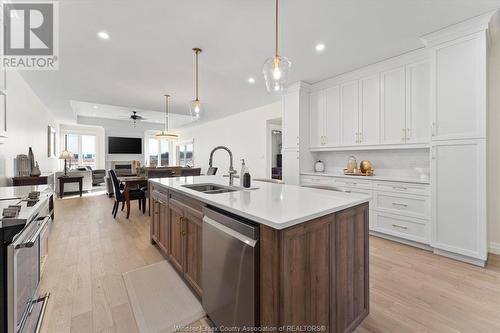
[[392, 224, 408, 230], [391, 202, 409, 207]]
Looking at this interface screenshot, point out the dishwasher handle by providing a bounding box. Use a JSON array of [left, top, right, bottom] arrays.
[[203, 216, 258, 248]]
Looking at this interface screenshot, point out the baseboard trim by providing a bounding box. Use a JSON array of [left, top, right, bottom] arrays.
[[433, 248, 486, 267], [369, 231, 433, 251], [489, 242, 500, 255]]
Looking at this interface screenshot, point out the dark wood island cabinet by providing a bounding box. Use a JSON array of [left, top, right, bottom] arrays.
[[149, 181, 369, 333]]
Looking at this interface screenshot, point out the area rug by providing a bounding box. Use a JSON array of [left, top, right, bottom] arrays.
[[123, 261, 205, 333]]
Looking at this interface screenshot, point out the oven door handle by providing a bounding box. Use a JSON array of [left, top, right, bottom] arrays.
[[14, 216, 51, 249]]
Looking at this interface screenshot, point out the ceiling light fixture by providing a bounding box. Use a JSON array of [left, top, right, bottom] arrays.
[[189, 48, 203, 119], [315, 43, 325, 52], [262, 0, 291, 93], [248, 77, 256, 84], [156, 94, 178, 140], [97, 31, 110, 40], [93, 105, 98, 109]]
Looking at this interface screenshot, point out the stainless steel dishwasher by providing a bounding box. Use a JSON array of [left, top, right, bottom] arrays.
[[202, 207, 259, 329]]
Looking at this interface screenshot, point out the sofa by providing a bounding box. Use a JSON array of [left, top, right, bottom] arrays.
[[55, 170, 93, 194]]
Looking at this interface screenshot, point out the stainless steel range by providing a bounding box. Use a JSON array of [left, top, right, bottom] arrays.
[[0, 186, 52, 333]]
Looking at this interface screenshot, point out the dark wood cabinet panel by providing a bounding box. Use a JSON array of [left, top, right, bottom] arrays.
[[261, 203, 369, 333], [169, 199, 185, 272], [158, 198, 170, 254], [184, 209, 203, 297], [151, 198, 160, 244], [332, 205, 369, 333], [281, 217, 330, 327]]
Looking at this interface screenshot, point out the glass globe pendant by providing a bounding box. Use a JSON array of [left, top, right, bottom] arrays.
[[262, 0, 291, 93], [156, 94, 178, 140], [189, 48, 203, 119]]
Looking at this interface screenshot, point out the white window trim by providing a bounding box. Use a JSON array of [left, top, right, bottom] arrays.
[[62, 133, 98, 168], [144, 133, 173, 167], [176, 139, 194, 167]]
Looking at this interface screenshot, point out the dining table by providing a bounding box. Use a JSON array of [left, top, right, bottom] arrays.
[[118, 176, 149, 218]]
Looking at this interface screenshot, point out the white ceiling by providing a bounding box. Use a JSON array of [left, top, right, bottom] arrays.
[[20, 0, 500, 125]]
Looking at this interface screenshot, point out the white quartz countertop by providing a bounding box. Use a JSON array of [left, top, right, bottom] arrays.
[[149, 176, 370, 230], [301, 171, 430, 184]]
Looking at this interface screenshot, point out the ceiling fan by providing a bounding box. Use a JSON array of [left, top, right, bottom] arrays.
[[128, 111, 146, 126]]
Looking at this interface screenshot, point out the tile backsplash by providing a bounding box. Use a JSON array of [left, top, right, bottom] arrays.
[[311, 148, 430, 181]]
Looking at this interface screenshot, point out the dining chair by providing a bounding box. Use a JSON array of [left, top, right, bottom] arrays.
[[181, 168, 202, 176], [109, 169, 146, 218]]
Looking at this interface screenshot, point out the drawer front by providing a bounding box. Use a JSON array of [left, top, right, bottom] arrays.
[[300, 175, 333, 186], [373, 212, 429, 244], [374, 192, 430, 219], [373, 181, 430, 196], [332, 177, 372, 189]]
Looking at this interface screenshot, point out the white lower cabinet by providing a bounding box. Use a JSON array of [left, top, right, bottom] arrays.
[[431, 139, 487, 262], [283, 150, 300, 186], [373, 211, 429, 244], [300, 174, 431, 244]]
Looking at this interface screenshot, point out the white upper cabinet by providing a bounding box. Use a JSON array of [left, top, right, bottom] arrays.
[[325, 86, 341, 147], [406, 60, 431, 143], [358, 75, 380, 145], [380, 67, 406, 145], [307, 49, 431, 150], [309, 90, 325, 148], [431, 33, 486, 141], [340, 80, 359, 146]]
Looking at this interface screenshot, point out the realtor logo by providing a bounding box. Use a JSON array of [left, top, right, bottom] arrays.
[[1, 1, 59, 70]]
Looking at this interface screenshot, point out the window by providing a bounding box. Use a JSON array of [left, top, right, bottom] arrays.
[[177, 140, 194, 167], [147, 138, 169, 167], [64, 134, 97, 168]]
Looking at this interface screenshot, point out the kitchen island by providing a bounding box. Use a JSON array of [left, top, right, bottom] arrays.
[[148, 175, 370, 333]]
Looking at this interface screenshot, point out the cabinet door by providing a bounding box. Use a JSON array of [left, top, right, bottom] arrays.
[[169, 199, 185, 272], [381, 67, 406, 144], [431, 140, 486, 261], [432, 34, 486, 140], [184, 208, 203, 297], [309, 90, 325, 148], [282, 149, 300, 185], [340, 81, 359, 146], [406, 60, 430, 144], [324, 86, 341, 147], [358, 75, 380, 145], [158, 199, 170, 255], [281, 218, 330, 327], [151, 198, 160, 243]]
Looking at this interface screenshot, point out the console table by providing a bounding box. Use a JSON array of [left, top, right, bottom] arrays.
[[58, 176, 83, 198], [12, 175, 48, 186]]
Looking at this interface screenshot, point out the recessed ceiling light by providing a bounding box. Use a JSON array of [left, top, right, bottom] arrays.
[[248, 77, 255, 84], [93, 105, 98, 109], [315, 43, 325, 52], [97, 31, 110, 40]]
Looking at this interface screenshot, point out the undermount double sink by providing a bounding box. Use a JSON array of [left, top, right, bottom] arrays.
[[182, 183, 241, 194]]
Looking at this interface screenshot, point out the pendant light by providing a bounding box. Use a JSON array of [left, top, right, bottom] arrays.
[[156, 94, 178, 140], [262, 0, 291, 93], [189, 48, 203, 119]]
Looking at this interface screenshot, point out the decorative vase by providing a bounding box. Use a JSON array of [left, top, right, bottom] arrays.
[[28, 147, 35, 174], [31, 162, 41, 177], [314, 160, 325, 173]]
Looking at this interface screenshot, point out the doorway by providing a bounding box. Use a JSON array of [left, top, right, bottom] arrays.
[[266, 118, 282, 180]]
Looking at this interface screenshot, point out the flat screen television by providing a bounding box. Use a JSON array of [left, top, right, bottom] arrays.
[[108, 136, 142, 154]]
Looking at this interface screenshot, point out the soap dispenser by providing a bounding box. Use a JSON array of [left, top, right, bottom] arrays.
[[240, 159, 246, 182], [242, 167, 251, 188]]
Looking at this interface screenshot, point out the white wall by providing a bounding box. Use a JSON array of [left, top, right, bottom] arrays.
[[77, 116, 163, 169], [488, 12, 500, 247], [0, 71, 60, 186], [176, 102, 282, 178]]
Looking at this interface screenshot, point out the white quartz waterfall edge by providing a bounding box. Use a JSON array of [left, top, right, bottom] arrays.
[[123, 261, 205, 333]]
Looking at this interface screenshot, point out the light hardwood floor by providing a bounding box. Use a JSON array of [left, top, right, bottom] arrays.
[[39, 193, 500, 333]]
